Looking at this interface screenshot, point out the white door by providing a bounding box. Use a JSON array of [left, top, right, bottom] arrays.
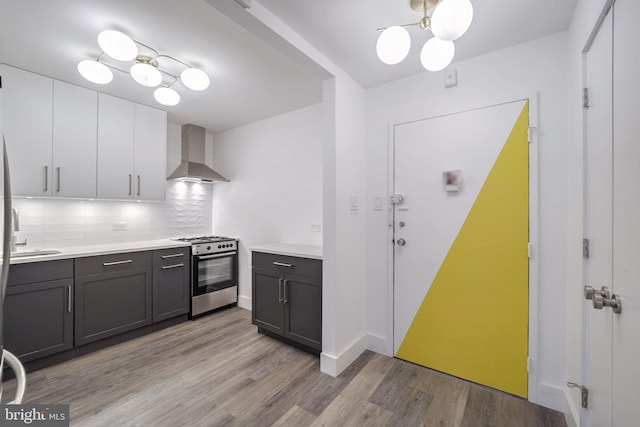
[[393, 100, 530, 397], [611, 0, 640, 423], [584, 0, 640, 424], [134, 104, 166, 200], [97, 93, 135, 199], [0, 65, 53, 196], [52, 80, 98, 198]]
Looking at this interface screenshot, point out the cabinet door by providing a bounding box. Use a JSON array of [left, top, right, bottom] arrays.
[[75, 267, 152, 346], [252, 267, 285, 335], [134, 104, 166, 200], [97, 93, 134, 199], [4, 279, 73, 362], [153, 249, 189, 322], [284, 272, 322, 350], [53, 80, 97, 198], [0, 65, 53, 196]]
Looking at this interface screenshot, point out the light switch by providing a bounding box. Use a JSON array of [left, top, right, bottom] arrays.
[[350, 196, 358, 211], [444, 68, 457, 88], [310, 224, 321, 232], [373, 196, 384, 211]]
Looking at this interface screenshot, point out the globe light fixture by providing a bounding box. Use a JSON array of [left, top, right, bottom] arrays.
[[77, 60, 113, 84], [376, 26, 411, 65], [78, 29, 211, 106], [375, 0, 473, 72], [97, 30, 138, 61], [180, 68, 210, 91], [431, 0, 474, 41], [420, 37, 455, 71], [154, 87, 181, 106]]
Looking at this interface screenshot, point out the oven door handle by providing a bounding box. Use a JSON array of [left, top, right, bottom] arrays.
[[197, 251, 237, 260]]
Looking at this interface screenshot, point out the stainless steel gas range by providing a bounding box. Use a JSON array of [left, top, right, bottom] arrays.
[[173, 235, 238, 317]]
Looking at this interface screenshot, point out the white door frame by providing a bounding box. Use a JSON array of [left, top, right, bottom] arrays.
[[386, 92, 540, 402]]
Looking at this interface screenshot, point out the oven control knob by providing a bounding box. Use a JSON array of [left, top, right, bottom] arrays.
[[207, 246, 211, 250]]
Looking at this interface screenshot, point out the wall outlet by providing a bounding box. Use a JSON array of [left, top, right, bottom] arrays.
[[310, 224, 321, 232], [373, 196, 384, 211], [444, 68, 458, 88], [350, 196, 359, 211], [112, 222, 127, 231]]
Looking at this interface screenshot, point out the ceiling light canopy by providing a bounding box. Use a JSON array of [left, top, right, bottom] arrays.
[[78, 29, 211, 107], [376, 0, 473, 72]]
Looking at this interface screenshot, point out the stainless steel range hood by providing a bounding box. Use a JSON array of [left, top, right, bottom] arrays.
[[167, 124, 229, 183]]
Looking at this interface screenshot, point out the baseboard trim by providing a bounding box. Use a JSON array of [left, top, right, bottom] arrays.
[[536, 382, 566, 413], [238, 295, 251, 310], [320, 334, 367, 377], [366, 333, 392, 356]]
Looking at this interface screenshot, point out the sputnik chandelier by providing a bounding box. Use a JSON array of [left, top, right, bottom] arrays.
[[376, 0, 473, 71], [78, 30, 210, 107]]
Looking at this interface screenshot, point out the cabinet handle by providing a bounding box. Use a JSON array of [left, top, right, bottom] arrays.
[[161, 263, 184, 270], [278, 278, 283, 303], [273, 262, 293, 268], [56, 167, 61, 192], [128, 174, 132, 196], [137, 175, 141, 196], [161, 253, 184, 259], [67, 285, 72, 313], [103, 259, 133, 266], [283, 279, 289, 304], [43, 165, 48, 192]]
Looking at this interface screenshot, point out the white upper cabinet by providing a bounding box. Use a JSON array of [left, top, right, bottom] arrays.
[[97, 93, 135, 199], [1, 65, 54, 196], [53, 81, 98, 198], [134, 104, 166, 200], [97, 94, 166, 200]]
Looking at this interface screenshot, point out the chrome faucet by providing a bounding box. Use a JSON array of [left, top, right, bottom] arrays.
[[10, 208, 27, 252]]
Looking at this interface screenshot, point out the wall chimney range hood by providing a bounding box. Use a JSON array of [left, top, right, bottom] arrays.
[[167, 124, 229, 183]]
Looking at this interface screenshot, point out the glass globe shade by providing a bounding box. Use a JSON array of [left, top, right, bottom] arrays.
[[420, 37, 455, 71], [181, 68, 210, 91], [376, 26, 411, 65], [77, 60, 113, 84], [130, 63, 162, 87], [431, 0, 474, 41], [97, 30, 138, 61], [154, 87, 180, 106]]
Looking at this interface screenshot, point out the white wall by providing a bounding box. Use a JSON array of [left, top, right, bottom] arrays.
[[366, 32, 570, 411], [210, 104, 323, 309], [565, 0, 612, 424], [11, 122, 213, 248]]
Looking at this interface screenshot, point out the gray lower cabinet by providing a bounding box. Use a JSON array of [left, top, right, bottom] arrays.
[[252, 252, 322, 351], [153, 248, 190, 322], [74, 251, 153, 346], [4, 260, 74, 362]]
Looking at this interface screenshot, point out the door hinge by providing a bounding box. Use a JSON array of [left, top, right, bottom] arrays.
[[526, 357, 531, 373], [567, 382, 588, 409], [583, 88, 589, 108], [527, 127, 536, 143], [583, 238, 590, 259], [527, 242, 533, 258], [390, 194, 405, 205]]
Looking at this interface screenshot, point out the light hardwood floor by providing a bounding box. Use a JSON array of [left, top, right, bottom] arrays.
[[3, 308, 566, 426]]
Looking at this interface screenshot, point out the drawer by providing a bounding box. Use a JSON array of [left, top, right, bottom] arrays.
[[75, 251, 152, 277], [252, 251, 322, 279], [153, 247, 190, 266], [8, 259, 74, 286]]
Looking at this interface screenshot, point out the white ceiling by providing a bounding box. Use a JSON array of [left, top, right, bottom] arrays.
[[259, 0, 579, 88], [0, 0, 579, 133]]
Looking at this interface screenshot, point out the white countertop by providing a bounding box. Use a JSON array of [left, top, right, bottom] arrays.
[[9, 239, 191, 264], [250, 243, 322, 260]]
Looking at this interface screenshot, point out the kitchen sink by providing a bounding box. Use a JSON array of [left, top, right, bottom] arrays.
[[10, 249, 62, 258]]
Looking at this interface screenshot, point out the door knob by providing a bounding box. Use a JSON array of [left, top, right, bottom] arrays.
[[584, 285, 622, 314], [396, 238, 406, 246]]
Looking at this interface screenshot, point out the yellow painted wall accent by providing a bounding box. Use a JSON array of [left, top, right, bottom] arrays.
[[396, 102, 529, 397]]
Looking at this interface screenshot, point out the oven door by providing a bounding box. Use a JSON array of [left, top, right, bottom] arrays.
[[193, 251, 237, 296]]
